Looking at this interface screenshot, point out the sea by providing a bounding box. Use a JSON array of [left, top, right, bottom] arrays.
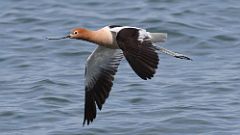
[[0, 0, 240, 134]]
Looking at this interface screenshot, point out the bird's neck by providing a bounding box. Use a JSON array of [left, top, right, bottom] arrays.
[[82, 28, 113, 47]]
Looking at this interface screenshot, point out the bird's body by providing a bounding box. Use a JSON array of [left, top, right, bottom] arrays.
[[47, 25, 191, 126]]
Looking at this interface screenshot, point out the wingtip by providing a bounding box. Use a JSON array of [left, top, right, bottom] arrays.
[[83, 117, 94, 126], [83, 90, 97, 127]]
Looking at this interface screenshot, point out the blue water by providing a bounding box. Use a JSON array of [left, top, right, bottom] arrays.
[[0, 0, 240, 134]]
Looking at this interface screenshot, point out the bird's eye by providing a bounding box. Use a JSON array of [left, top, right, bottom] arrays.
[[74, 31, 78, 35]]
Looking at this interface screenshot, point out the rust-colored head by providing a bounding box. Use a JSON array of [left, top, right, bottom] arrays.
[[46, 28, 93, 41], [69, 28, 90, 40]]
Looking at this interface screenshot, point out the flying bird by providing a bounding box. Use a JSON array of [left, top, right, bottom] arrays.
[[47, 25, 191, 126]]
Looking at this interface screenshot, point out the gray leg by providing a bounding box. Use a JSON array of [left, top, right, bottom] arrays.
[[157, 47, 192, 60]]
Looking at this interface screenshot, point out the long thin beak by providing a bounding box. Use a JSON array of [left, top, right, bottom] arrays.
[[46, 35, 70, 40]]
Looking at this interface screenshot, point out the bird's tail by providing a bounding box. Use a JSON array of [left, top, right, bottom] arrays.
[[149, 33, 167, 43]]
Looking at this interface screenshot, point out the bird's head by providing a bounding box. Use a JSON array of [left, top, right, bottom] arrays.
[[46, 28, 91, 40], [69, 28, 89, 39]]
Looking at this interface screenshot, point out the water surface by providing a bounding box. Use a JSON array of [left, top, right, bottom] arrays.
[[0, 0, 240, 134]]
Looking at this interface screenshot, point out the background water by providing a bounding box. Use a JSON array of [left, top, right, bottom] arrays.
[[0, 0, 240, 134]]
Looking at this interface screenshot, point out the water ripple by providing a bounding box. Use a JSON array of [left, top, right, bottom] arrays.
[[0, 0, 240, 134]]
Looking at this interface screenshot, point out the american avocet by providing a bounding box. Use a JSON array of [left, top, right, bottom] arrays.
[[47, 25, 191, 125]]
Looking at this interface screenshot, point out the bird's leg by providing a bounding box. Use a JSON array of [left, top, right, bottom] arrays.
[[156, 47, 192, 60]]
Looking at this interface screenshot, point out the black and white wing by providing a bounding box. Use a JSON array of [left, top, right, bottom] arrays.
[[83, 46, 123, 125], [115, 27, 159, 80]]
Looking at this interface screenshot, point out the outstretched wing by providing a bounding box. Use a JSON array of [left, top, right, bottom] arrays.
[[83, 46, 123, 125], [116, 28, 159, 80]]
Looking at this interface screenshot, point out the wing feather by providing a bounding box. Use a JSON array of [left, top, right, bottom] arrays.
[[83, 46, 123, 125], [116, 28, 159, 80]]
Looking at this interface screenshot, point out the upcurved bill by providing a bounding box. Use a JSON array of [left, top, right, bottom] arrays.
[[46, 35, 70, 40]]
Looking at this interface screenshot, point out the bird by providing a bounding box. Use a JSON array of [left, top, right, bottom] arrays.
[[47, 25, 191, 126]]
